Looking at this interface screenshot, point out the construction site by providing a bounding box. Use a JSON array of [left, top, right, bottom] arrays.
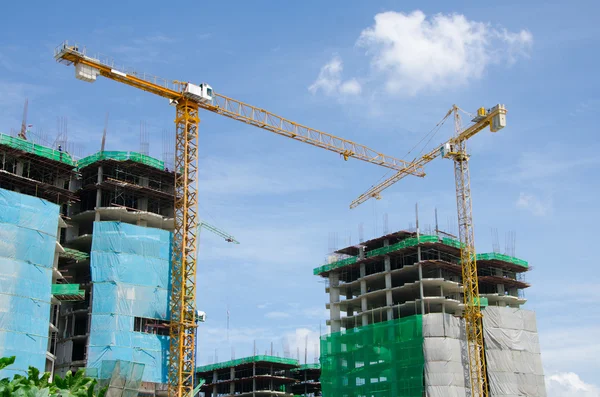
[[0, 39, 547, 397]]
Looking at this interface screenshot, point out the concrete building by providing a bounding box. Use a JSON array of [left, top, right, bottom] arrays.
[[0, 133, 174, 396], [196, 356, 300, 397], [315, 229, 546, 396], [290, 364, 321, 397]]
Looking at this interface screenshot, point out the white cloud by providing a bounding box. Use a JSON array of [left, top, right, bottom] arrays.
[[357, 10, 532, 95], [339, 79, 362, 95], [546, 372, 600, 397], [308, 56, 361, 96], [516, 192, 551, 216], [282, 327, 321, 364], [265, 311, 291, 319]]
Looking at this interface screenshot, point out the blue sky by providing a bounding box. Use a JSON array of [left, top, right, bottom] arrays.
[[1, 1, 599, 395]]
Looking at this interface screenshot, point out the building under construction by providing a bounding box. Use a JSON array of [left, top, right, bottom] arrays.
[[0, 133, 174, 396], [195, 356, 321, 397], [315, 230, 546, 397]]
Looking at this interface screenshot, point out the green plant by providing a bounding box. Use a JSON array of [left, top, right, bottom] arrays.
[[0, 357, 107, 397]]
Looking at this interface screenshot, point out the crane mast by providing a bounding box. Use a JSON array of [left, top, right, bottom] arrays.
[[54, 41, 414, 397], [452, 110, 488, 396]]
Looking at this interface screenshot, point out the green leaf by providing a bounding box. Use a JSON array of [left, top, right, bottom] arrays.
[[0, 357, 15, 371], [28, 367, 41, 385], [53, 375, 66, 389], [38, 373, 50, 389], [86, 379, 97, 397], [35, 388, 49, 397]]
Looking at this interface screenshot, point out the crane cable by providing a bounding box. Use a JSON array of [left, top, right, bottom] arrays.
[[366, 110, 454, 189]]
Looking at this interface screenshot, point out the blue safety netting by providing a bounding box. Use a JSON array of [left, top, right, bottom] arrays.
[[88, 222, 172, 384], [0, 188, 59, 377]]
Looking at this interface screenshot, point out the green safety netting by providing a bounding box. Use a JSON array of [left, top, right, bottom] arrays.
[[0, 133, 75, 166], [475, 297, 489, 307], [196, 355, 299, 373], [51, 284, 85, 299], [77, 151, 165, 171], [320, 315, 424, 397], [298, 363, 321, 370], [314, 235, 458, 275], [60, 247, 90, 261], [475, 252, 528, 268], [441, 237, 464, 249]]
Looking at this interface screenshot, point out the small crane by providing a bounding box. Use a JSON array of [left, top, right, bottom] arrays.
[[350, 104, 507, 397], [198, 221, 239, 245]]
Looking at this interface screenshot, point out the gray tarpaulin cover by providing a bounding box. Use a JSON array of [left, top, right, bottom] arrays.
[[482, 306, 546, 396], [423, 313, 469, 397], [423, 307, 546, 397]]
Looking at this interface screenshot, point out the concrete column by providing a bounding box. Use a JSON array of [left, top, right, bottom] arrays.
[[14, 160, 25, 192], [417, 246, 425, 315], [304, 370, 308, 395], [346, 289, 353, 317], [361, 297, 368, 326], [270, 364, 273, 390], [358, 246, 365, 260], [230, 367, 235, 395], [252, 362, 256, 397], [359, 263, 368, 325], [95, 166, 103, 222], [15, 160, 24, 176], [329, 272, 341, 332], [137, 197, 148, 211], [137, 175, 149, 227], [495, 268, 506, 302], [136, 194, 148, 226], [55, 177, 66, 189], [384, 256, 393, 320], [212, 370, 217, 397]]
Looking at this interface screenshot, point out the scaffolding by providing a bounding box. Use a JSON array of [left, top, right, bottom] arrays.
[[314, 234, 528, 276], [0, 133, 75, 165], [77, 151, 164, 171]]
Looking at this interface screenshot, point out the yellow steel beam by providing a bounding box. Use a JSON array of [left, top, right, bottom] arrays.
[[169, 100, 199, 397], [54, 42, 423, 175], [201, 94, 424, 174], [453, 110, 488, 397]]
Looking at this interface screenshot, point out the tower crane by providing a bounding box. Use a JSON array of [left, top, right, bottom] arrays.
[[350, 104, 507, 397], [53, 41, 423, 397]]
